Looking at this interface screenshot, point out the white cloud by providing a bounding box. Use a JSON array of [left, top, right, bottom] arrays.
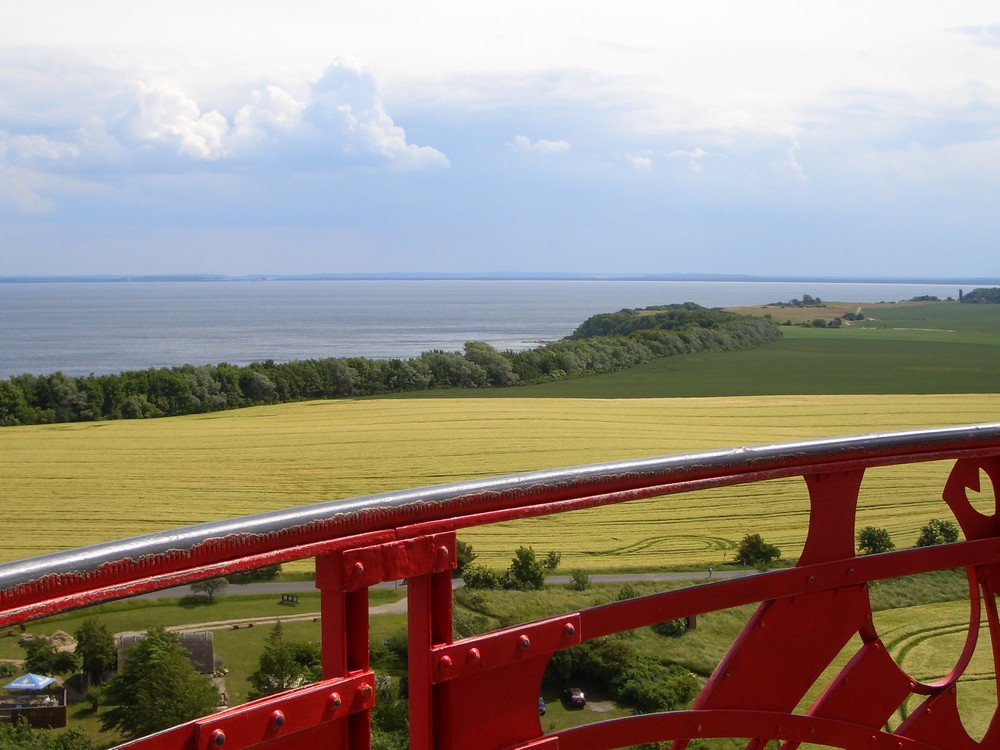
[[4, 134, 79, 163], [511, 135, 571, 153], [303, 62, 449, 170], [626, 152, 652, 169], [122, 82, 230, 160], [668, 147, 709, 172], [232, 85, 304, 147], [0, 58, 450, 214]]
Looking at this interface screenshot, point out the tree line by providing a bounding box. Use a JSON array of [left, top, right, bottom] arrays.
[[960, 286, 1000, 303], [0, 305, 780, 426]]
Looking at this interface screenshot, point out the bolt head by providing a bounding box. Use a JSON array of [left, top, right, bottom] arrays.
[[328, 692, 342, 708], [518, 634, 531, 650], [211, 729, 226, 747], [438, 655, 453, 671], [271, 710, 285, 729], [563, 623, 576, 637]]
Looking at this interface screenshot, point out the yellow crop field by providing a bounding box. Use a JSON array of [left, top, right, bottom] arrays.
[[1, 393, 998, 569]]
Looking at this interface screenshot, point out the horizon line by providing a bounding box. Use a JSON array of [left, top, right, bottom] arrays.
[[1, 272, 997, 285]]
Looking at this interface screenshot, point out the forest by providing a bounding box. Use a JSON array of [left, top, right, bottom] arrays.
[[0, 305, 779, 426]]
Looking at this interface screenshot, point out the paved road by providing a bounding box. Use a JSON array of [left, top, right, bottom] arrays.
[[138, 569, 755, 601]]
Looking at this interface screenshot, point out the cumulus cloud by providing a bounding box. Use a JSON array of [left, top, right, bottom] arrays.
[[232, 85, 304, 148], [511, 135, 571, 153], [0, 57, 449, 214], [304, 62, 449, 170], [122, 82, 230, 160]]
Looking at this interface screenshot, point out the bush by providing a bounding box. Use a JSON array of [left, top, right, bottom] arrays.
[[462, 564, 503, 590], [734, 533, 781, 570], [651, 619, 687, 638], [616, 584, 641, 601], [227, 564, 282, 584], [509, 546, 546, 590], [916, 519, 960, 547], [611, 660, 699, 714], [857, 526, 895, 555], [568, 570, 591, 591]]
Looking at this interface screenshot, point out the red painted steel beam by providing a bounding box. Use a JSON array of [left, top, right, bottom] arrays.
[[534, 709, 947, 749]]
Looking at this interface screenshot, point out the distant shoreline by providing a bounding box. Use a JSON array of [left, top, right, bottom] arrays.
[[2, 273, 998, 285]]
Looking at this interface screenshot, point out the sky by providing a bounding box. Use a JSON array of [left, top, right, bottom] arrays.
[[2, 1, 1000, 278]]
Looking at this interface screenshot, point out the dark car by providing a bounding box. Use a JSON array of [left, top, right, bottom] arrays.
[[562, 687, 586, 707], [538, 696, 546, 715]]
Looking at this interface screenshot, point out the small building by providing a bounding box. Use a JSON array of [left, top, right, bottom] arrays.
[[1, 674, 68, 728]]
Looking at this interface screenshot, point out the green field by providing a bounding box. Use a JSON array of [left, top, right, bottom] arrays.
[[402, 300, 1000, 398]]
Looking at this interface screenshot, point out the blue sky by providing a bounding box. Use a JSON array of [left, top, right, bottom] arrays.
[[2, 1, 1000, 278]]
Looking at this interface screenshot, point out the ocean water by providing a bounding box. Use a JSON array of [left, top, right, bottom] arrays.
[[0, 279, 969, 378]]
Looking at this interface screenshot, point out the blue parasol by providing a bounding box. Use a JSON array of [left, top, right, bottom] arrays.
[[3, 673, 56, 691]]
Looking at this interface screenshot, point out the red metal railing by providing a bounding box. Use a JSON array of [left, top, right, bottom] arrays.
[[3, 424, 1000, 749]]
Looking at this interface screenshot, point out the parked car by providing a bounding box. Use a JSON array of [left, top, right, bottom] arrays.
[[538, 696, 546, 715], [562, 687, 586, 707]]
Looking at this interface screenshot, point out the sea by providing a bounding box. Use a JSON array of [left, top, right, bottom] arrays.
[[0, 278, 976, 379]]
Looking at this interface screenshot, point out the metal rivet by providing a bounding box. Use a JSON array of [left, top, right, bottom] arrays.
[[518, 634, 531, 650], [328, 692, 342, 708], [437, 545, 450, 558], [271, 710, 285, 729], [808, 576, 815, 584], [467, 647, 481, 662], [438, 655, 453, 671], [212, 729, 226, 747], [360, 684, 373, 699], [848, 568, 855, 577], [563, 623, 576, 637], [353, 562, 365, 575]]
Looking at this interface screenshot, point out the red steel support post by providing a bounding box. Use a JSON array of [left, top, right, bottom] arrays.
[[407, 564, 454, 750], [316, 552, 372, 750]]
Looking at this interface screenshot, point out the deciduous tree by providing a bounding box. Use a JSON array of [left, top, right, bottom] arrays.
[[510, 546, 546, 590], [75, 617, 116, 685], [916, 519, 960, 547], [734, 533, 781, 571], [857, 526, 895, 555], [247, 622, 321, 699], [101, 626, 218, 740]]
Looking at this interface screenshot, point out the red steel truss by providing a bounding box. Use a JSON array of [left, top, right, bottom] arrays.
[[2, 424, 1000, 749]]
